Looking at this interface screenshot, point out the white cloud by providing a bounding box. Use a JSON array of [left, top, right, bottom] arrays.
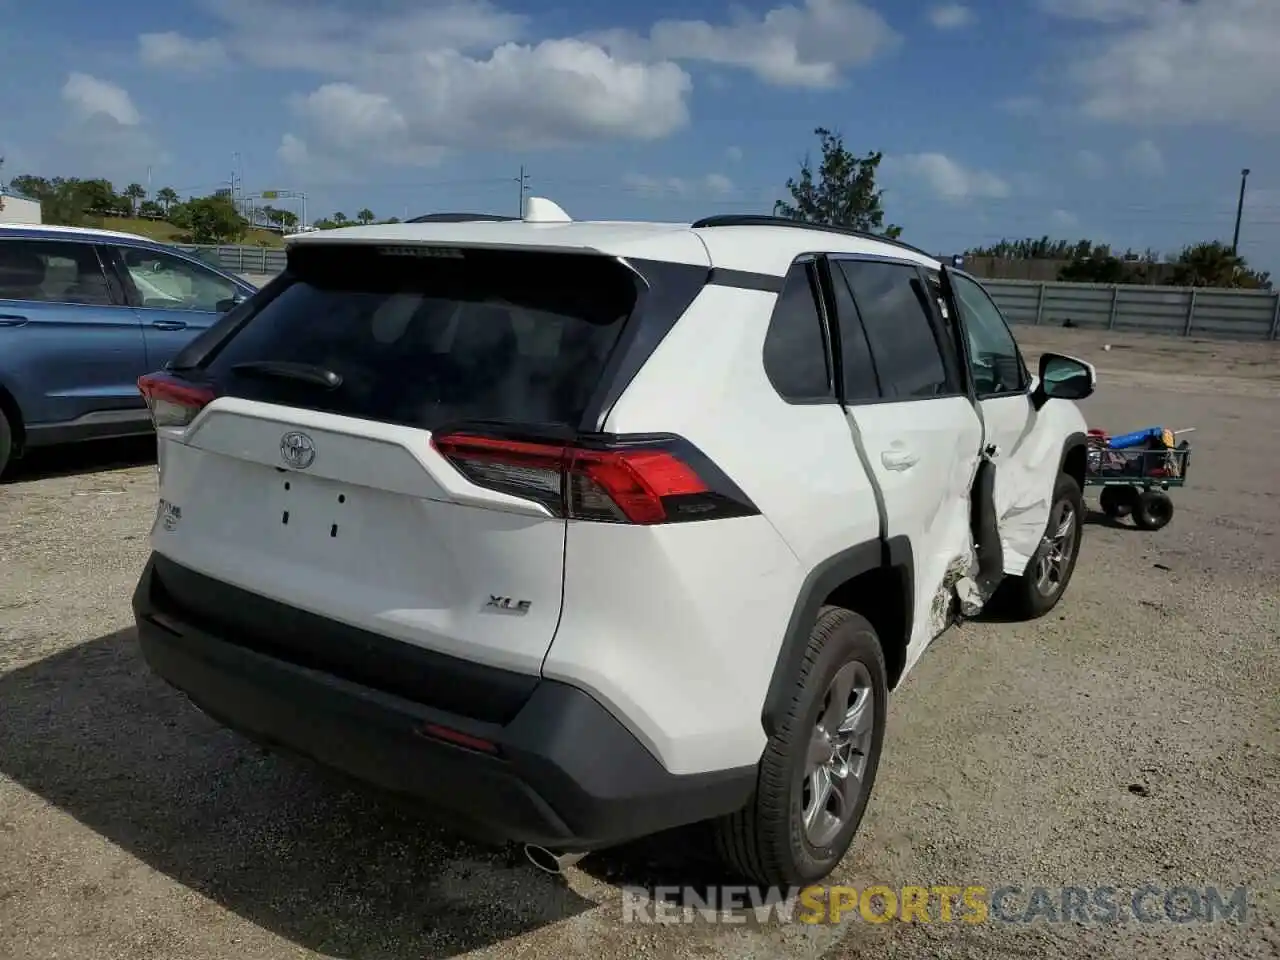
[[622, 172, 736, 198], [589, 0, 900, 88], [704, 173, 735, 196], [1044, 0, 1280, 129], [1050, 208, 1080, 228], [207, 1, 692, 166], [1075, 149, 1107, 178], [138, 32, 228, 72], [929, 4, 975, 29], [62, 73, 140, 126], [892, 153, 1011, 203], [725, 145, 744, 163], [57, 74, 167, 183], [1038, 0, 1162, 23], [998, 96, 1041, 117], [1123, 139, 1164, 176]]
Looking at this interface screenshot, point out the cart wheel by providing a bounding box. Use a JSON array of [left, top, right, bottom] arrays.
[[1133, 490, 1174, 531], [1099, 485, 1138, 520]]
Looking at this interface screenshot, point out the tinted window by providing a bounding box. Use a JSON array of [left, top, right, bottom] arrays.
[[120, 246, 237, 312], [950, 273, 1026, 396], [837, 260, 951, 400], [828, 265, 882, 402], [202, 245, 638, 430], [762, 262, 831, 402], [0, 239, 114, 306]]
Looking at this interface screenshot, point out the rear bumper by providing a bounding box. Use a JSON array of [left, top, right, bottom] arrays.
[[132, 555, 756, 850]]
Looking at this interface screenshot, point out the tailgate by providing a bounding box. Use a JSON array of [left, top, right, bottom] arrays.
[[148, 243, 650, 678]]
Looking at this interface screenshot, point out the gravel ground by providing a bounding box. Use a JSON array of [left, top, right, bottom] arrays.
[[1, 327, 1277, 960]]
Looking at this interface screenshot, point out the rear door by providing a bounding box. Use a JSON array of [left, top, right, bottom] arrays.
[[944, 269, 1054, 574], [0, 236, 148, 428], [150, 243, 646, 674], [107, 244, 247, 372], [828, 257, 983, 669]]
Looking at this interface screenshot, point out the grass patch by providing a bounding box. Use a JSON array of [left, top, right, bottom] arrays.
[[96, 216, 285, 248]]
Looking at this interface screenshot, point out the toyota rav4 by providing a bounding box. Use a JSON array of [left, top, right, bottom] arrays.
[[131, 199, 1095, 886]]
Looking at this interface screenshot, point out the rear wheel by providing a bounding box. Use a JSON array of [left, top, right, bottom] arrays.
[[1000, 472, 1084, 620], [0, 408, 13, 479], [1133, 489, 1173, 531], [1099, 485, 1138, 520], [714, 607, 887, 886]]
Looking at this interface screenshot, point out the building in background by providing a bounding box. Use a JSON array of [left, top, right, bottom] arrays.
[[0, 190, 43, 224]]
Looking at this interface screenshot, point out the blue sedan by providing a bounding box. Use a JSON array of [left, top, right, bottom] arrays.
[[0, 223, 257, 475]]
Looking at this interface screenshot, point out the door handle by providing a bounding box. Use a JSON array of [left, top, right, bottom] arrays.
[[151, 320, 188, 331], [881, 449, 919, 471], [0, 314, 28, 327]]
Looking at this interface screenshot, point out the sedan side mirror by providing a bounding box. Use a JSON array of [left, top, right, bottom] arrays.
[[1032, 352, 1096, 409], [215, 294, 245, 313]]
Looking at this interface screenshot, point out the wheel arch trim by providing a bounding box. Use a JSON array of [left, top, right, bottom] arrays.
[[761, 535, 913, 737]]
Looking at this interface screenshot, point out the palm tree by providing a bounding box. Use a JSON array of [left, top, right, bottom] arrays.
[[357, 208, 375, 224], [123, 183, 146, 216], [156, 186, 179, 213]]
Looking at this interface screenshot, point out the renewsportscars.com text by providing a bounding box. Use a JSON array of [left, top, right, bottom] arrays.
[[620, 884, 1251, 926]]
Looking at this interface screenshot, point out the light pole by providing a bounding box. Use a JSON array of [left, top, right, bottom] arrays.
[[1231, 168, 1250, 255]]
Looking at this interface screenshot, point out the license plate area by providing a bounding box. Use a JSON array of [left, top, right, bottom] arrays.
[[270, 470, 356, 545]]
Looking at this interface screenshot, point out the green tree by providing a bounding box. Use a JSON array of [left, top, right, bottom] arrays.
[[277, 209, 299, 230], [331, 212, 349, 225], [357, 208, 375, 224], [123, 182, 146, 215], [169, 194, 247, 244], [1166, 241, 1270, 289], [156, 186, 179, 212], [138, 199, 165, 218], [775, 127, 902, 238]]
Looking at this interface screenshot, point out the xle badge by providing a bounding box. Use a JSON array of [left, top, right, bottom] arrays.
[[280, 431, 316, 470], [485, 595, 532, 615]]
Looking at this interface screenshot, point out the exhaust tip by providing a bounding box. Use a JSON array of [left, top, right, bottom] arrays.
[[524, 844, 587, 875]]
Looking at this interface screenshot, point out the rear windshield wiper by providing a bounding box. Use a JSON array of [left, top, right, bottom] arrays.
[[230, 360, 343, 390]]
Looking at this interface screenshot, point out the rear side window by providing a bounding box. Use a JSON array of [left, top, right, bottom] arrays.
[[836, 260, 952, 400], [0, 239, 115, 306], [201, 245, 638, 430], [762, 261, 832, 402]]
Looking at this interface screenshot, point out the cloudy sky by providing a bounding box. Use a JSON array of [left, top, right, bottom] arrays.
[[2, 0, 1278, 267]]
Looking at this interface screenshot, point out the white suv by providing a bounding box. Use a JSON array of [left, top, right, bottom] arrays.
[[131, 200, 1095, 886]]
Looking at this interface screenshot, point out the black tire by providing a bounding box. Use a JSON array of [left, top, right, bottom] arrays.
[[714, 606, 887, 887], [1099, 485, 1138, 520], [999, 472, 1085, 620], [0, 408, 12, 480], [1133, 489, 1173, 531]]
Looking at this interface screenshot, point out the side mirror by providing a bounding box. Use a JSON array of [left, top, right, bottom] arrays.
[[1032, 352, 1095, 409], [215, 294, 245, 313]]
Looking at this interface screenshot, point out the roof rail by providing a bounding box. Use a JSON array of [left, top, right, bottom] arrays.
[[689, 214, 933, 259], [405, 212, 517, 223]]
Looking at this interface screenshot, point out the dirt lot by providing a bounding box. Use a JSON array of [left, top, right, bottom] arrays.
[[2, 327, 1277, 960]]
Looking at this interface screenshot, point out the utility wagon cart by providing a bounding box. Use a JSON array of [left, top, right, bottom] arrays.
[[1086, 427, 1192, 531]]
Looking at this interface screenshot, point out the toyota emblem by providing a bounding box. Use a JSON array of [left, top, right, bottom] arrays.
[[280, 431, 316, 470]]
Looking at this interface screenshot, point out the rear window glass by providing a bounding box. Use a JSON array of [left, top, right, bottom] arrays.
[[202, 245, 638, 430]]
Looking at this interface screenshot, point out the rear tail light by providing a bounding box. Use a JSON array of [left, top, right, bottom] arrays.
[[431, 432, 757, 525], [138, 373, 216, 428]]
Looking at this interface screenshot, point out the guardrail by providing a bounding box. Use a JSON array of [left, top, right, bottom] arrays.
[[188, 244, 1280, 341]]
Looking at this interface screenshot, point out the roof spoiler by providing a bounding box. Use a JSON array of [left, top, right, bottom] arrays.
[[522, 196, 572, 223]]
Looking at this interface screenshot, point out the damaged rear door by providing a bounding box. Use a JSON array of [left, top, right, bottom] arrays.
[[943, 269, 1056, 575], [825, 257, 983, 674]]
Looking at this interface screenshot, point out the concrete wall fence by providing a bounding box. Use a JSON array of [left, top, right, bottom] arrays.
[[187, 244, 1280, 342]]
